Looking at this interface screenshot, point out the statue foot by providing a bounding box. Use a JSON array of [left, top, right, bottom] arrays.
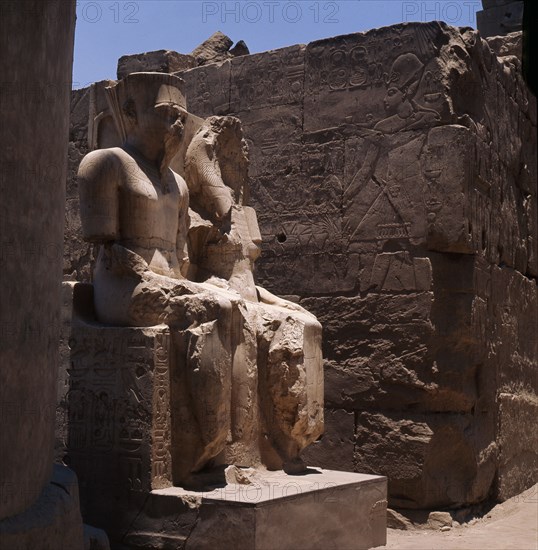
[[283, 457, 307, 475]]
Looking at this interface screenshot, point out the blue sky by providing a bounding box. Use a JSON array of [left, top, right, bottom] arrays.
[[73, 0, 482, 88]]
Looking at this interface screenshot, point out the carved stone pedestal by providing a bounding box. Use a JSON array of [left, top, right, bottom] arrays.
[[56, 283, 174, 543], [123, 469, 387, 550], [57, 283, 385, 548]]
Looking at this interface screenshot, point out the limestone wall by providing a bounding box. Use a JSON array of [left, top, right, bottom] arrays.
[[63, 21, 537, 509]]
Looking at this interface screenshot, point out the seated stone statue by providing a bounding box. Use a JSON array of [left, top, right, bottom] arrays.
[[78, 72, 323, 485], [184, 116, 324, 472]]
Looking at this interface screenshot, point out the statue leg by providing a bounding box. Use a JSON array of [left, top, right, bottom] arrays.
[[256, 306, 324, 472], [224, 302, 261, 468], [165, 289, 238, 486]]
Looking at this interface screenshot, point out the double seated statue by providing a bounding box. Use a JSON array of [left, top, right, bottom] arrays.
[[78, 73, 323, 486]]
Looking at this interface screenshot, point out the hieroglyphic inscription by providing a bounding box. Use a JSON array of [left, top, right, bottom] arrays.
[[66, 326, 172, 494], [151, 330, 172, 490], [304, 23, 446, 133], [230, 45, 304, 112]]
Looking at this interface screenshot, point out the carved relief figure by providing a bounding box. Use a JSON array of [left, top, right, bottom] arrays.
[[375, 53, 440, 134], [343, 51, 444, 291], [77, 72, 323, 486]]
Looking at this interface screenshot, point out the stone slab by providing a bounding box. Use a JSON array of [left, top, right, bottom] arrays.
[[126, 469, 387, 550], [477, 1, 524, 38], [117, 50, 195, 80]]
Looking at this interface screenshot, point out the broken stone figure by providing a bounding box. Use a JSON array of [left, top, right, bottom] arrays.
[[184, 116, 324, 473], [77, 72, 323, 486]]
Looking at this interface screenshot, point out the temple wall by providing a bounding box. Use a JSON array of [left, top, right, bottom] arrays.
[[62, 21, 537, 509]]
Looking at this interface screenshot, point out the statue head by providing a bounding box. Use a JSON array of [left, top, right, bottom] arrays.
[[106, 72, 188, 168], [185, 116, 249, 223]]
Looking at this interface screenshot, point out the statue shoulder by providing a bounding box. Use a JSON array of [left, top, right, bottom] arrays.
[[78, 147, 141, 191], [78, 147, 131, 177]]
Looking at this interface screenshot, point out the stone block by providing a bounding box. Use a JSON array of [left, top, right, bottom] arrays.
[[191, 31, 249, 65], [427, 511, 453, 529], [181, 60, 231, 117], [230, 45, 305, 112], [56, 284, 173, 540], [301, 409, 355, 472], [233, 105, 303, 179], [490, 266, 538, 393], [355, 412, 496, 509], [302, 293, 444, 411], [304, 23, 454, 134], [138, 469, 387, 550], [496, 393, 538, 500], [477, 1, 524, 38], [117, 50, 195, 80]]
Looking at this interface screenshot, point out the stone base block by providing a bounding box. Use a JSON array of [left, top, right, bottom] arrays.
[[0, 465, 84, 550], [123, 469, 387, 550]]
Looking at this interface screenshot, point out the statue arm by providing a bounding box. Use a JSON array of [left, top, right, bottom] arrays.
[[256, 286, 311, 315], [78, 149, 120, 243], [343, 131, 382, 209], [175, 174, 191, 278]]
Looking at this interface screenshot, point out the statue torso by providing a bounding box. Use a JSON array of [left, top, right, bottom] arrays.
[[108, 147, 187, 278]]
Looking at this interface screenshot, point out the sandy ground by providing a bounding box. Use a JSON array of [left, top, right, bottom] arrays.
[[378, 484, 538, 550]]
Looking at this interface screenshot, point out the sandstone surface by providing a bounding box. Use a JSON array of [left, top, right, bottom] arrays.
[[61, 22, 537, 510]]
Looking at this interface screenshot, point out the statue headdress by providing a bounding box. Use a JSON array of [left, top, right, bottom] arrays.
[[105, 72, 186, 142]]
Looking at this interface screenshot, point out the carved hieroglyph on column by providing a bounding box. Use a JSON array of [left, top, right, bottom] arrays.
[[76, 72, 323, 486]]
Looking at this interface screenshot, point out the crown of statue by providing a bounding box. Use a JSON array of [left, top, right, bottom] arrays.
[[105, 72, 187, 141]]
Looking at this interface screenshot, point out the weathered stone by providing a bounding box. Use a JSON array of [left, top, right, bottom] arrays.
[[101, 471, 385, 548], [355, 411, 496, 509], [117, 49, 195, 80], [486, 31, 523, 58], [477, 1, 524, 38], [56, 283, 175, 540], [156, 470, 387, 550], [230, 40, 250, 58], [0, 465, 84, 550], [427, 511, 453, 529], [0, 5, 85, 548], [191, 31, 248, 66], [181, 60, 231, 117], [62, 20, 537, 513], [496, 394, 538, 501], [230, 45, 304, 112], [387, 508, 413, 530], [301, 409, 355, 472]]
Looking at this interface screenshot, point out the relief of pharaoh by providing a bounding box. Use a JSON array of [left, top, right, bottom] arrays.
[[77, 72, 323, 485]]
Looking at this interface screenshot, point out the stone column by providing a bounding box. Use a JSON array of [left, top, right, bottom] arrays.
[[0, 2, 84, 547]]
